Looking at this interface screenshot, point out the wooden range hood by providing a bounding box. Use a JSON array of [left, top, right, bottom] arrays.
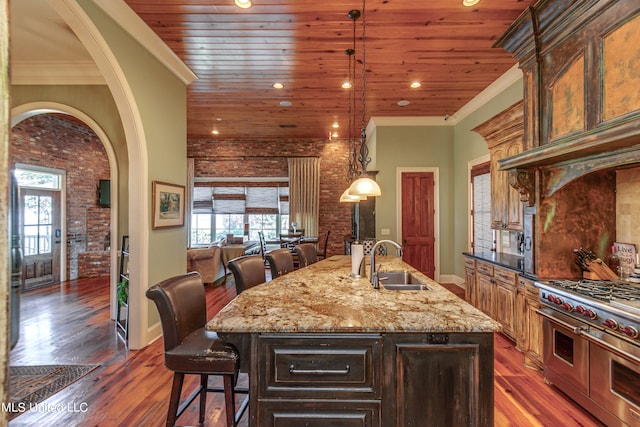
[[494, 0, 640, 206]]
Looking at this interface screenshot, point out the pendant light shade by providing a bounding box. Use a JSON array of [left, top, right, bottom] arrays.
[[348, 175, 381, 197], [234, 0, 252, 8], [340, 188, 367, 203]]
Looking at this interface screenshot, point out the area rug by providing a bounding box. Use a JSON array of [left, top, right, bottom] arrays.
[[8, 365, 99, 420]]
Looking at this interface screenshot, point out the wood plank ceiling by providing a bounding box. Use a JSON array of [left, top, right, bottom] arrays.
[[123, 0, 535, 140]]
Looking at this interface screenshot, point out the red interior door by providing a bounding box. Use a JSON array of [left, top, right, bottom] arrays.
[[401, 172, 435, 278]]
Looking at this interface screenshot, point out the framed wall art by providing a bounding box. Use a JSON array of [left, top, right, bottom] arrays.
[[152, 181, 185, 229]]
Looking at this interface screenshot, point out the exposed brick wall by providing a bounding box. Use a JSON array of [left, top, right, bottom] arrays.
[[188, 138, 355, 257], [11, 114, 111, 280]]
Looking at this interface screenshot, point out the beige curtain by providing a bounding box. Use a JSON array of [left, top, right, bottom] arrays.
[[288, 157, 320, 237], [186, 158, 195, 245]]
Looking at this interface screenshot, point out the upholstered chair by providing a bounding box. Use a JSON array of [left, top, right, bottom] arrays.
[[186, 245, 223, 285], [227, 255, 266, 294], [265, 248, 295, 278], [294, 243, 318, 267], [145, 272, 248, 427]]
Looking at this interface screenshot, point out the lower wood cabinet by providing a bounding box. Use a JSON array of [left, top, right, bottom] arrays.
[[464, 257, 477, 306], [254, 332, 494, 426], [519, 276, 543, 370], [464, 255, 540, 368], [493, 266, 516, 340], [476, 260, 494, 317]]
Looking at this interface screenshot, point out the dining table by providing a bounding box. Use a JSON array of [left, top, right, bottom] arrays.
[[219, 240, 260, 276]]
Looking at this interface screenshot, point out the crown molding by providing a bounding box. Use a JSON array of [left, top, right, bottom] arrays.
[[11, 60, 106, 85], [92, 0, 197, 85], [452, 64, 523, 122]]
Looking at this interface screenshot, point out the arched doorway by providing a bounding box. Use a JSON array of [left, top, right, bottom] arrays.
[[11, 104, 120, 319]]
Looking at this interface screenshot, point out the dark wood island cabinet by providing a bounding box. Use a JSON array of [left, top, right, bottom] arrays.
[[207, 256, 500, 426]]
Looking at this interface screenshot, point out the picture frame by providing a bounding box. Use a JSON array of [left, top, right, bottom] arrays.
[[152, 181, 185, 229]]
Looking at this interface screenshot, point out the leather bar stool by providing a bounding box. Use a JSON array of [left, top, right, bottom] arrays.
[[146, 272, 248, 427], [265, 248, 295, 278], [227, 255, 266, 294], [294, 243, 318, 267], [316, 230, 331, 260]]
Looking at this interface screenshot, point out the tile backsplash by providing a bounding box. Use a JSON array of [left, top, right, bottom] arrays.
[[616, 167, 640, 254]]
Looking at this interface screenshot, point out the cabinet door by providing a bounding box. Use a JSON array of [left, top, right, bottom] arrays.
[[525, 287, 544, 370], [395, 343, 481, 426], [465, 267, 476, 306], [505, 141, 523, 231], [490, 145, 508, 229], [383, 333, 495, 427], [477, 273, 494, 317], [494, 280, 516, 340]]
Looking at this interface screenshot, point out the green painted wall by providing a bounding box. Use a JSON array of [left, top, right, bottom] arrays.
[[374, 125, 455, 274], [77, 0, 188, 330], [372, 78, 524, 280], [452, 79, 524, 278]]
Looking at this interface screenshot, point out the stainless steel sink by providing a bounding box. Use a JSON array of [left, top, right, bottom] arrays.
[[382, 283, 431, 290], [377, 271, 431, 290]]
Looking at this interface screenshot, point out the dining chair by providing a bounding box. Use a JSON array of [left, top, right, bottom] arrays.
[[257, 231, 268, 264], [294, 243, 318, 267], [265, 248, 295, 278], [227, 255, 266, 294], [316, 230, 331, 260], [145, 272, 248, 427]]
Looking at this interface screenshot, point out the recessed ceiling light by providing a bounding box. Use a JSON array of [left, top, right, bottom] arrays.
[[280, 101, 292, 107], [342, 81, 352, 89], [216, 117, 223, 122], [397, 100, 410, 107], [332, 123, 340, 129], [332, 131, 339, 138], [462, 0, 480, 6], [273, 82, 284, 89], [212, 130, 219, 135], [410, 81, 421, 89], [234, 0, 252, 8]]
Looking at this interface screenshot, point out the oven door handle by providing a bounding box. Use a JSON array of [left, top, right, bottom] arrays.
[[580, 330, 640, 365], [536, 308, 585, 334]]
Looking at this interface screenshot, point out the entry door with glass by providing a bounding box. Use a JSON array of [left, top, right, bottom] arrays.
[[21, 188, 61, 289]]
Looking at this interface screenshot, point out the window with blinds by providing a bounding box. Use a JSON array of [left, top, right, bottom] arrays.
[[190, 182, 289, 246], [471, 162, 494, 252]]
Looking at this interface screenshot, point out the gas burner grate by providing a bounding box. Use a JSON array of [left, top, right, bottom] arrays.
[[548, 279, 640, 302]]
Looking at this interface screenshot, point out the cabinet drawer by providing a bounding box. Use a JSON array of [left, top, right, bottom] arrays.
[[494, 266, 516, 285], [258, 400, 380, 427], [259, 335, 381, 398], [464, 256, 475, 270], [476, 261, 493, 276]]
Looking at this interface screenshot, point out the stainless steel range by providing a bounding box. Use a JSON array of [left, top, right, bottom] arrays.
[[536, 279, 640, 427]]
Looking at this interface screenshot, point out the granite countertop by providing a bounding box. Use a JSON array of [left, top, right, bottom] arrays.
[[207, 255, 501, 334], [464, 251, 525, 272]]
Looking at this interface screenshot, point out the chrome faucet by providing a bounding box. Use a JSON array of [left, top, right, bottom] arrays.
[[370, 239, 403, 289]]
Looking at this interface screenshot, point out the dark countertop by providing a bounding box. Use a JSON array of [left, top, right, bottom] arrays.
[[463, 251, 525, 272]]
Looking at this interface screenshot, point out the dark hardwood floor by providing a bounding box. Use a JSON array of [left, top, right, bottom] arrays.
[[8, 276, 603, 426]]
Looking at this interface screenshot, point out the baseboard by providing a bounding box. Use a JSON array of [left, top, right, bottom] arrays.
[[440, 274, 465, 287]]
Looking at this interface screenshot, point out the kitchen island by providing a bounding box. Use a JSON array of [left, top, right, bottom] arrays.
[[207, 255, 501, 426]]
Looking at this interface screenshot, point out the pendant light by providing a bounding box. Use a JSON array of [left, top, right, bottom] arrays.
[[346, 0, 381, 198]]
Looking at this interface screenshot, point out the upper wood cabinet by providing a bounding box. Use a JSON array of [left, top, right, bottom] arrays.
[[473, 101, 524, 231], [495, 1, 640, 201]]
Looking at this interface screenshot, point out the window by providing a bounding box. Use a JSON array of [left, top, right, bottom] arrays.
[[23, 194, 53, 255], [191, 213, 213, 245], [471, 162, 494, 252], [190, 181, 289, 246]]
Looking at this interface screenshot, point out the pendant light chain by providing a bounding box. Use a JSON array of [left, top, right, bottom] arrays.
[[347, 10, 361, 183], [358, 0, 371, 175]]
